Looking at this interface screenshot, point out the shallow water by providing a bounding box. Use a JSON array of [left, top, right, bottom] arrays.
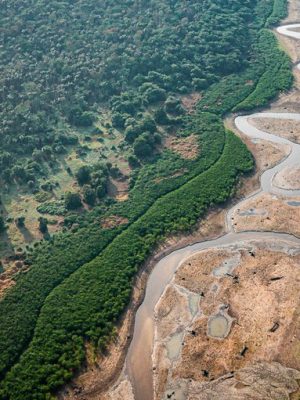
[[207, 314, 230, 339], [166, 332, 184, 360], [188, 292, 200, 317], [287, 200, 300, 207], [238, 208, 267, 217]]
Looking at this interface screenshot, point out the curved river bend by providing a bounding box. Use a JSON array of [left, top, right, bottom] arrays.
[[124, 24, 300, 400]]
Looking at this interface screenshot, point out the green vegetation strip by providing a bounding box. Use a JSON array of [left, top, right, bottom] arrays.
[[234, 30, 292, 111], [0, 130, 253, 399], [198, 29, 292, 115], [266, 0, 288, 27]]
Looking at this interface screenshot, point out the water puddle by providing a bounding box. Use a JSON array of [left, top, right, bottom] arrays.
[[238, 208, 267, 217], [188, 293, 200, 317], [126, 109, 300, 398], [124, 24, 300, 400], [207, 313, 231, 339], [166, 332, 184, 360], [287, 201, 300, 207]]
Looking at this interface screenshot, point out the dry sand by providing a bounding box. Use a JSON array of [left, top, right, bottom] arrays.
[[273, 165, 300, 190], [232, 193, 300, 238], [251, 117, 300, 144]]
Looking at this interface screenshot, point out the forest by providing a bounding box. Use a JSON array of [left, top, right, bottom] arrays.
[[0, 0, 292, 398], [0, 0, 256, 187]]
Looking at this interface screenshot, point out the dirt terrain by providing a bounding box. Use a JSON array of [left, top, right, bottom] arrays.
[[251, 117, 300, 144], [232, 193, 300, 238], [152, 243, 300, 399], [274, 165, 300, 190], [164, 135, 200, 160]]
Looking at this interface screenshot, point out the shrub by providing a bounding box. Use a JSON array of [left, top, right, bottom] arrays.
[[65, 193, 82, 210]]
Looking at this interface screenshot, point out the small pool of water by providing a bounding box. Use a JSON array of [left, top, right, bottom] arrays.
[[207, 314, 230, 339], [166, 332, 184, 360], [239, 208, 267, 217], [189, 293, 200, 317], [287, 201, 300, 207]]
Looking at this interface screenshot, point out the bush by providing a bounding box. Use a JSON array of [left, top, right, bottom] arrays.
[[15, 216, 25, 228], [76, 166, 91, 186], [83, 186, 96, 206], [133, 133, 153, 158], [234, 30, 292, 112], [0, 216, 5, 233], [65, 193, 82, 210], [37, 201, 66, 216], [38, 217, 48, 234], [0, 130, 253, 399], [111, 113, 126, 130]]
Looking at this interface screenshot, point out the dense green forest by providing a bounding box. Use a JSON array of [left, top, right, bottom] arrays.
[[0, 0, 292, 398], [0, 0, 255, 186]]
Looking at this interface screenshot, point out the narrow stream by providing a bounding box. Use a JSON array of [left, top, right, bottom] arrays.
[[124, 24, 300, 400]]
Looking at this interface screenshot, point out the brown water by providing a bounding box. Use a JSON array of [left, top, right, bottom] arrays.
[[124, 24, 300, 400]]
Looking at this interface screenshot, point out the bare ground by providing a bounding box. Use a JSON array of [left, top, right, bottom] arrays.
[[181, 92, 202, 114], [251, 117, 300, 144], [232, 193, 300, 238], [164, 135, 200, 160], [273, 165, 300, 190], [153, 243, 300, 399], [101, 215, 129, 229], [58, 93, 293, 400], [59, 205, 229, 400]]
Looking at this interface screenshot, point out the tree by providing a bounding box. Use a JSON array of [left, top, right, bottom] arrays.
[[140, 115, 156, 134], [165, 96, 184, 115], [12, 165, 27, 182], [38, 217, 48, 234], [15, 216, 25, 228], [128, 155, 139, 169], [65, 192, 82, 210], [154, 109, 169, 125], [124, 125, 141, 143], [68, 108, 95, 127], [83, 186, 96, 206], [0, 216, 5, 233], [111, 113, 126, 130], [133, 134, 152, 159], [96, 181, 107, 199], [76, 166, 91, 186], [143, 84, 166, 104]]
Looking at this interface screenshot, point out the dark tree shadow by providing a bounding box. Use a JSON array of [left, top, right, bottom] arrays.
[[18, 225, 35, 243]]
